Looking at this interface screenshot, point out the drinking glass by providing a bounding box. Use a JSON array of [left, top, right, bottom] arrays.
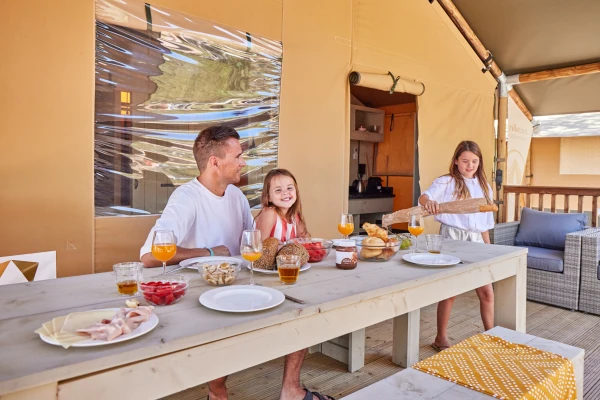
[[276, 254, 301, 285], [408, 213, 425, 253], [338, 214, 354, 239], [113, 262, 142, 296], [152, 230, 177, 275], [425, 234, 443, 254], [240, 230, 262, 285]]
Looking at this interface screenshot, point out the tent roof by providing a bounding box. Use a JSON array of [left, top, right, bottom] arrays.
[[534, 112, 600, 138], [452, 0, 600, 116]]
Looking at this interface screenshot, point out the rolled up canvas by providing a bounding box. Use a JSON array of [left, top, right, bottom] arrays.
[[349, 71, 425, 96]]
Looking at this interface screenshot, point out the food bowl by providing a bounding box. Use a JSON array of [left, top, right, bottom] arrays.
[[354, 234, 415, 262], [139, 275, 189, 306], [287, 238, 333, 263], [199, 261, 241, 286]]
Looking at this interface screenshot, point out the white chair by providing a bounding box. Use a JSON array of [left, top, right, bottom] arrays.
[[0, 251, 56, 285]]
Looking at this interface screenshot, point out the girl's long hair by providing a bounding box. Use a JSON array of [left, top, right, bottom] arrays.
[[255, 168, 307, 228], [447, 141, 492, 204]]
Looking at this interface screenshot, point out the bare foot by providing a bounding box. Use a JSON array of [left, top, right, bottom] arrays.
[[433, 335, 450, 351], [208, 386, 228, 400], [208, 392, 228, 400]]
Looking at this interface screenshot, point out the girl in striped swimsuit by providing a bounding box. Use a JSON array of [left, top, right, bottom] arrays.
[[255, 169, 309, 243]]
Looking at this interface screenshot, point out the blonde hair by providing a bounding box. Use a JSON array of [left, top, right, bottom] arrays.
[[447, 141, 492, 204]]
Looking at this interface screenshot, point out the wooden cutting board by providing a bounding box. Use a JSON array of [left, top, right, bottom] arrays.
[[382, 198, 497, 227]]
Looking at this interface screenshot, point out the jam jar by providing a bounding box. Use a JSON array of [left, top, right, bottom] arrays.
[[335, 240, 358, 270]]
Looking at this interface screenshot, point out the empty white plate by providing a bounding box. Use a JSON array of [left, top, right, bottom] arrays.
[[199, 286, 285, 313], [247, 264, 311, 274], [402, 253, 461, 266]]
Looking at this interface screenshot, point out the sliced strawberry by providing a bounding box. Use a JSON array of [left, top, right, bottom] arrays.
[[151, 294, 164, 305], [164, 293, 176, 305]]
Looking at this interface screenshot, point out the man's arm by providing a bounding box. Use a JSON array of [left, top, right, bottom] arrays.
[[141, 245, 231, 268]]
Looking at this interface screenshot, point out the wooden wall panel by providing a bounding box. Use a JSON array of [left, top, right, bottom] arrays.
[[0, 0, 95, 277], [94, 216, 159, 273]]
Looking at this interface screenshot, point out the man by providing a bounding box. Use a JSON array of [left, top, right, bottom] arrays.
[[140, 126, 334, 400]]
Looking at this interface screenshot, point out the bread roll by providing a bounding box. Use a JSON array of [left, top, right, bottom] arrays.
[[254, 237, 279, 270], [277, 242, 310, 266], [360, 236, 384, 258]]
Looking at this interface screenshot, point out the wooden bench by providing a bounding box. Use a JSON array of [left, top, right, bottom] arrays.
[[342, 326, 585, 399]]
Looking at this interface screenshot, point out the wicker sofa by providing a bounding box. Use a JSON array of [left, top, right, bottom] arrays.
[[578, 232, 600, 315], [490, 208, 597, 310]]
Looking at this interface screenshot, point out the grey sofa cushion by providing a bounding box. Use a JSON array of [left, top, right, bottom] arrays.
[[514, 207, 587, 250], [523, 246, 565, 273]]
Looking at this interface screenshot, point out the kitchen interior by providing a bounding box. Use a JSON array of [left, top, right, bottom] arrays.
[[348, 85, 418, 234]]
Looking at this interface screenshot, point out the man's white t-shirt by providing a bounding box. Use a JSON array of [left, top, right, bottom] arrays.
[[140, 178, 254, 258]]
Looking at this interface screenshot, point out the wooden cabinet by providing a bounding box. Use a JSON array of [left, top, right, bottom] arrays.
[[373, 111, 415, 176], [350, 105, 384, 142]]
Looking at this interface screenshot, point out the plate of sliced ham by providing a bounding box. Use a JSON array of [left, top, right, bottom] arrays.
[[35, 306, 158, 348]]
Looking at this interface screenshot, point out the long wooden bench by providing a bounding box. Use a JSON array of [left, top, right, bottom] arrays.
[[342, 326, 584, 400]]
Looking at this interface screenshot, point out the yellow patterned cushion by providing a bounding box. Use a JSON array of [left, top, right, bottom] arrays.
[[413, 334, 576, 400]]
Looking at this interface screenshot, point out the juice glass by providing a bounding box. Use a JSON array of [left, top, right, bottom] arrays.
[[425, 234, 443, 254], [113, 262, 142, 296], [241, 230, 262, 285], [408, 213, 425, 252], [338, 214, 354, 239], [152, 230, 176, 275], [277, 254, 301, 285]]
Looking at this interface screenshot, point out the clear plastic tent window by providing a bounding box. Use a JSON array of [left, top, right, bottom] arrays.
[[94, 0, 282, 216]]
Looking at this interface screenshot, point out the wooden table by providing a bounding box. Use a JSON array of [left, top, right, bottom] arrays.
[[0, 239, 526, 400]]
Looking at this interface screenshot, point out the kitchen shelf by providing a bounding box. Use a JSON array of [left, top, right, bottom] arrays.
[[350, 105, 384, 143]]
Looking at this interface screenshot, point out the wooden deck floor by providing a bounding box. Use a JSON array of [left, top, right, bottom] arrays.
[[166, 291, 600, 400]]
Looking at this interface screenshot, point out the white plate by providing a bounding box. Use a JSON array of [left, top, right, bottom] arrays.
[[199, 286, 285, 313], [180, 256, 241, 270], [402, 253, 461, 266], [247, 263, 311, 274], [40, 308, 159, 347]]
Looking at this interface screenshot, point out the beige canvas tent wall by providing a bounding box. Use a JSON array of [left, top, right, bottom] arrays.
[[0, 0, 497, 276]]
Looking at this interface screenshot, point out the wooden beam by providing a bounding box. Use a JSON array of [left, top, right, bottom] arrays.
[[514, 62, 600, 84], [508, 89, 533, 121], [437, 0, 502, 77], [497, 96, 508, 222], [437, 0, 534, 121]]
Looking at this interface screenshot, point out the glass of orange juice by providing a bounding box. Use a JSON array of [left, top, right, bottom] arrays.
[[240, 230, 262, 285], [408, 213, 425, 253], [338, 214, 354, 239], [152, 230, 177, 274]]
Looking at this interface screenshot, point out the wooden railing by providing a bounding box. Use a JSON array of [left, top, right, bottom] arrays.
[[503, 185, 600, 227]]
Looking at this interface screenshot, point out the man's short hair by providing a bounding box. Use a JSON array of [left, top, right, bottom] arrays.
[[193, 125, 241, 172]]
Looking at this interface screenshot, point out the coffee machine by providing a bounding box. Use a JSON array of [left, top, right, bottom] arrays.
[[353, 163, 366, 193]]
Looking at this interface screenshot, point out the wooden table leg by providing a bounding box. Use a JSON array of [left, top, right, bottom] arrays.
[[494, 254, 527, 333], [392, 309, 420, 367], [320, 329, 365, 372], [348, 328, 365, 372]]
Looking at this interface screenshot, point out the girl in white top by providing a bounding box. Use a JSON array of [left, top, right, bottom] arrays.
[[255, 169, 310, 243], [419, 140, 495, 352]]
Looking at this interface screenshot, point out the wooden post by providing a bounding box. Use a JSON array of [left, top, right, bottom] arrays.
[[497, 94, 508, 222], [392, 310, 420, 368], [593, 196, 598, 228], [525, 146, 532, 186]]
